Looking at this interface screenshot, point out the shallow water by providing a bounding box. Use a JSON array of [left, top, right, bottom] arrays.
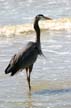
[[0, 30, 71, 108], [0, 0, 71, 108]]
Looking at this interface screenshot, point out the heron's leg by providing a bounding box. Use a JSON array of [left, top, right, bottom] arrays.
[[26, 67, 32, 91], [26, 67, 29, 83], [28, 65, 33, 91]]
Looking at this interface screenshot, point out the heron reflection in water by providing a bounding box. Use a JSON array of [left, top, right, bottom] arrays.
[[5, 14, 52, 91]]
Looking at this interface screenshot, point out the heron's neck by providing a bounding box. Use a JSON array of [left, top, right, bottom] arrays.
[[34, 19, 40, 46]]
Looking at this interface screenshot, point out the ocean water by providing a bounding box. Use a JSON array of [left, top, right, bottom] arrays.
[[0, 30, 71, 108], [0, 0, 71, 25], [0, 0, 71, 108]]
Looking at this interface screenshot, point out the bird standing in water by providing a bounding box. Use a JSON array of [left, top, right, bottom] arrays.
[[5, 14, 51, 91]]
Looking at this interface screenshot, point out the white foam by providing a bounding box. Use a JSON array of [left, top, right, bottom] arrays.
[[0, 17, 71, 36]]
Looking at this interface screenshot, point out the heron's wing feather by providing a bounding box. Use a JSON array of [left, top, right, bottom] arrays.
[[9, 42, 36, 67]]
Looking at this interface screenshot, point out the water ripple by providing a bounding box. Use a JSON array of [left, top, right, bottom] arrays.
[[34, 88, 71, 95]]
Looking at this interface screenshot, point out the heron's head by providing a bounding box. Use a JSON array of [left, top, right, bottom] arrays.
[[35, 14, 52, 21]]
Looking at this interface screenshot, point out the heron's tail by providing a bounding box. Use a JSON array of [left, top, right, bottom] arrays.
[[5, 64, 18, 76], [5, 64, 12, 74]]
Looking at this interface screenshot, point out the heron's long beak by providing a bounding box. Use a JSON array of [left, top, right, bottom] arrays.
[[44, 16, 52, 20]]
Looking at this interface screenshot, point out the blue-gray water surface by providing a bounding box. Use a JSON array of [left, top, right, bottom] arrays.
[[0, 0, 71, 25], [0, 0, 71, 108], [0, 30, 71, 108]]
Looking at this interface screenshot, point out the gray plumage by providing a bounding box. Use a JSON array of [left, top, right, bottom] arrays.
[[5, 14, 52, 90]]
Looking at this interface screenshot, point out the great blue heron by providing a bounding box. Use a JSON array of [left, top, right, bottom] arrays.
[[5, 14, 52, 91]]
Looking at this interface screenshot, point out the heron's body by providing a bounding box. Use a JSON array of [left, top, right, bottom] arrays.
[[5, 42, 41, 76], [5, 14, 51, 91]]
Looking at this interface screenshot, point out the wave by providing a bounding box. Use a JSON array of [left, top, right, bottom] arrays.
[[0, 17, 71, 36]]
